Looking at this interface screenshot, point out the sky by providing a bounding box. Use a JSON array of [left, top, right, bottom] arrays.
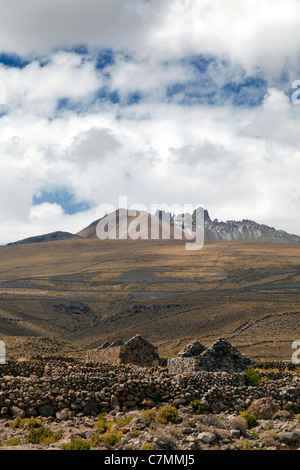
[[1, 0, 300, 244]]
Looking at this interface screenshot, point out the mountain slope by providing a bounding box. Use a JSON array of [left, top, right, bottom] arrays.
[[7, 231, 82, 246], [76, 209, 184, 240]]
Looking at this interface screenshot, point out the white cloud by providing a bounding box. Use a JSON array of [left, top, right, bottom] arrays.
[[1, 51, 102, 117], [0, 0, 157, 56], [0, 1, 300, 244]]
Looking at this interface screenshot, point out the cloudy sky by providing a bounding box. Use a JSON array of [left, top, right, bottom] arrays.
[[1, 0, 300, 244]]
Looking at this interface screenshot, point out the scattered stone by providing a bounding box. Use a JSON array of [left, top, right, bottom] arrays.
[[197, 432, 216, 444], [277, 432, 300, 444]]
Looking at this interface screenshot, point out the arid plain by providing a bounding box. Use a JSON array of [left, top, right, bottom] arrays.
[[0, 238, 299, 361]]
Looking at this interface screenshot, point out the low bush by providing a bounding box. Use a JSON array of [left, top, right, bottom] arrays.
[[60, 438, 91, 450], [140, 409, 156, 423], [6, 437, 22, 446], [142, 444, 155, 450], [239, 410, 257, 429], [10, 417, 43, 430], [26, 426, 62, 445], [187, 419, 196, 428], [189, 399, 205, 414], [102, 431, 123, 447], [156, 405, 179, 424], [115, 416, 133, 428], [244, 368, 261, 387]]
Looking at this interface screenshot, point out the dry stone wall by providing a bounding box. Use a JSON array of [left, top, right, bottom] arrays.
[[0, 359, 300, 420]]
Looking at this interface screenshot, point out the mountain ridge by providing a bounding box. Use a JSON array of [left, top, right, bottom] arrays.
[[4, 209, 300, 246]]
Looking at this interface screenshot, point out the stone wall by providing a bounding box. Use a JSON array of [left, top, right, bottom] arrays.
[[86, 346, 123, 365], [168, 338, 251, 374], [0, 359, 300, 419], [86, 334, 160, 367]]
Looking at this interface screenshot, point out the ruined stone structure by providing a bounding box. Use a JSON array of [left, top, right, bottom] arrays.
[[168, 338, 251, 374], [85, 334, 160, 367]]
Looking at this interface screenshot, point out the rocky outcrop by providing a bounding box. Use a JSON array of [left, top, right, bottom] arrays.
[[164, 209, 300, 243], [203, 213, 300, 243]]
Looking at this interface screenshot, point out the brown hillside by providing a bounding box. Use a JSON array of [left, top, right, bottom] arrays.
[[0, 238, 299, 361]]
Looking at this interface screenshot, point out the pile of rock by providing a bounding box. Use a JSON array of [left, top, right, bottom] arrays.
[[168, 338, 251, 374]]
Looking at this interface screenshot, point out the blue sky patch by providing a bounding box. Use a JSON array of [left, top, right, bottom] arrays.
[[33, 188, 90, 215], [187, 54, 215, 74], [0, 53, 30, 69], [95, 48, 115, 69], [221, 76, 267, 106], [166, 70, 267, 107]]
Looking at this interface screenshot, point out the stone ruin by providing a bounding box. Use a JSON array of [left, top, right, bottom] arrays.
[[86, 335, 251, 373], [86, 334, 160, 367], [167, 337, 252, 374]]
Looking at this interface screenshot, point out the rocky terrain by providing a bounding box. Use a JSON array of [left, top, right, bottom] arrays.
[[0, 358, 299, 450]]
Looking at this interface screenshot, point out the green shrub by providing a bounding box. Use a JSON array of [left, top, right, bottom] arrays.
[[128, 429, 141, 437], [156, 405, 179, 424], [115, 416, 133, 428], [6, 437, 22, 446], [26, 426, 62, 445], [244, 368, 261, 387], [187, 419, 196, 428], [60, 438, 91, 450], [140, 409, 156, 423], [10, 416, 43, 430], [94, 415, 121, 434], [189, 399, 204, 414], [241, 439, 252, 450], [94, 419, 108, 434], [90, 433, 103, 448], [240, 410, 257, 429], [142, 444, 155, 450], [102, 431, 123, 447]]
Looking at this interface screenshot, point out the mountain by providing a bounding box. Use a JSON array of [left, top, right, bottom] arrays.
[[77, 208, 300, 244], [202, 211, 300, 243], [5, 208, 300, 246], [76, 209, 184, 240], [7, 231, 82, 246]]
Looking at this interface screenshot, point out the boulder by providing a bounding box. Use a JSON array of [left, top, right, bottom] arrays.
[[197, 432, 216, 444], [249, 398, 278, 420]]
